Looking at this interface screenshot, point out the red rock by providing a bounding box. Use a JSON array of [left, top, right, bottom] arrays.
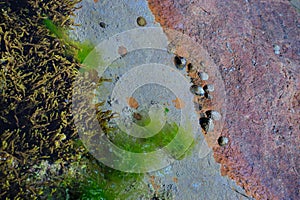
[[149, 0, 300, 199]]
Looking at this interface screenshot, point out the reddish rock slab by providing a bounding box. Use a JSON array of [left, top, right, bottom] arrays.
[[148, 0, 300, 199]]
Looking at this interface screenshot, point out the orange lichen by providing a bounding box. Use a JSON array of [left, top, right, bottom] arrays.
[[127, 97, 139, 109], [172, 97, 185, 109], [172, 177, 178, 183], [118, 46, 127, 57]]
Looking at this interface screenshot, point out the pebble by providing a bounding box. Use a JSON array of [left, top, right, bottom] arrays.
[[198, 72, 209, 80], [206, 119, 214, 132], [205, 93, 213, 100], [200, 117, 214, 132], [273, 44, 280, 55], [137, 16, 147, 26], [190, 85, 205, 96], [174, 56, 187, 70], [204, 84, 214, 92], [99, 22, 106, 28], [209, 110, 221, 121], [218, 136, 229, 146], [187, 63, 194, 71], [198, 104, 203, 111]]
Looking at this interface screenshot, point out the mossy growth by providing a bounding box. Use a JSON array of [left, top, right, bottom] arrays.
[[52, 107, 195, 199], [48, 152, 146, 200], [71, 161, 144, 200], [107, 107, 195, 158], [43, 18, 95, 64], [110, 122, 179, 153]]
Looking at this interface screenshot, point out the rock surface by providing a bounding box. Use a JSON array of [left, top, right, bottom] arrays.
[[148, 0, 300, 199], [71, 0, 257, 199]]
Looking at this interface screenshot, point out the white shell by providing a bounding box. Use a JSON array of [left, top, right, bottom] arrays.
[[218, 136, 229, 146], [206, 119, 214, 132], [205, 84, 215, 92], [198, 72, 209, 80], [190, 85, 205, 96], [210, 111, 221, 121]]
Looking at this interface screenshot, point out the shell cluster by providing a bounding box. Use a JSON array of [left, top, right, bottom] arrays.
[[173, 55, 227, 146]]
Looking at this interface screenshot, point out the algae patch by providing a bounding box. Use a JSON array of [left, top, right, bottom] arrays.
[[43, 18, 96, 65]]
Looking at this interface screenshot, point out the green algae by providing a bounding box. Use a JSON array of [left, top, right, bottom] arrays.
[[53, 154, 146, 200], [43, 17, 97, 65], [111, 122, 179, 153], [43, 18, 65, 39], [106, 106, 195, 157], [57, 107, 195, 199], [76, 41, 95, 64]]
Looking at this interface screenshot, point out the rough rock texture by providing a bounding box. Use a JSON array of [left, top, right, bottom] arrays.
[[148, 0, 300, 199]]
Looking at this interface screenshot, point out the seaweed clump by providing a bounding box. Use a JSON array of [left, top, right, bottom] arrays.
[[0, 0, 104, 198]]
